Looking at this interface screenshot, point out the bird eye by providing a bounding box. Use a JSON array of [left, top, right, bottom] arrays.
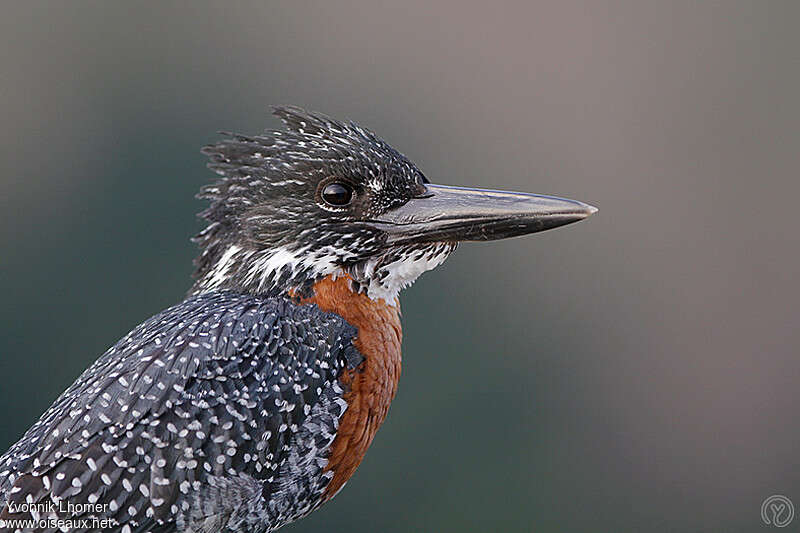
[[320, 182, 354, 206]]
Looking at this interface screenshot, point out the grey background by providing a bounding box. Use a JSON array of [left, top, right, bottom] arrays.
[[1, 2, 798, 532]]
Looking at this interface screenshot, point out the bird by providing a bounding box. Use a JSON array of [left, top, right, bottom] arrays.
[[0, 106, 596, 532]]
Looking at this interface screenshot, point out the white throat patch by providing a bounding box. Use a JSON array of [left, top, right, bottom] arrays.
[[349, 243, 456, 305]]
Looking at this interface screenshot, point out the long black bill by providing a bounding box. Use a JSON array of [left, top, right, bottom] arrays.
[[371, 184, 597, 244]]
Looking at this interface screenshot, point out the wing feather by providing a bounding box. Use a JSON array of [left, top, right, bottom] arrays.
[[0, 291, 361, 532]]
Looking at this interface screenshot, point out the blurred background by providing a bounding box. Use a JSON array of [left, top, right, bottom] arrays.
[[1, 2, 799, 532]]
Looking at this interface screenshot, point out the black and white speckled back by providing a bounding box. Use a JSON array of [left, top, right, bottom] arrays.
[[0, 291, 362, 532]]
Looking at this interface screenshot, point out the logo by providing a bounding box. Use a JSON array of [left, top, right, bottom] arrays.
[[761, 495, 794, 528]]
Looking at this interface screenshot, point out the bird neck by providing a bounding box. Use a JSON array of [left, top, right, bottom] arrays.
[[191, 243, 341, 300], [192, 241, 456, 305], [296, 274, 403, 498]]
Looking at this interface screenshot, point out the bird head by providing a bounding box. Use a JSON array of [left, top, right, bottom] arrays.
[[192, 106, 596, 303]]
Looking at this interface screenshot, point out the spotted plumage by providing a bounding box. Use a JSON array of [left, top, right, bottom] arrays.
[[1, 292, 360, 532], [1, 106, 596, 532]]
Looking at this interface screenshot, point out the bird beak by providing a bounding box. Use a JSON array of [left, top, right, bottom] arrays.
[[371, 184, 597, 244]]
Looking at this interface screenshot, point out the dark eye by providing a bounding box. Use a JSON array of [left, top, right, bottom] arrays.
[[321, 182, 354, 206]]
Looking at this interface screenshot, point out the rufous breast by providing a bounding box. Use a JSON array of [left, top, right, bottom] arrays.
[[297, 274, 402, 499]]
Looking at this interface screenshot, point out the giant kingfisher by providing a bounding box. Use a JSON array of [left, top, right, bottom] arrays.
[[0, 106, 596, 532]]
